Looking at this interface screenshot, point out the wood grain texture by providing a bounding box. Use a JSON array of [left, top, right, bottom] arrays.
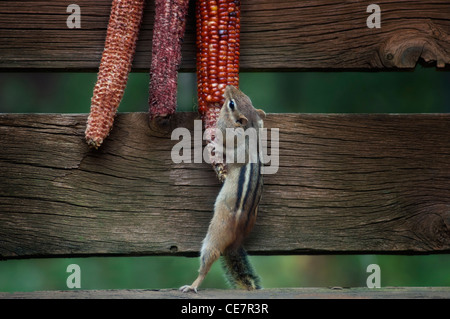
[[0, 0, 449, 70], [1, 287, 449, 299], [0, 113, 449, 259]]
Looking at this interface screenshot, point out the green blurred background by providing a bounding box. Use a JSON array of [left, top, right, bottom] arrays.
[[0, 67, 449, 291]]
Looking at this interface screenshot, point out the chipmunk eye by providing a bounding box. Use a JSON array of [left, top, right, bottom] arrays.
[[228, 99, 235, 111]]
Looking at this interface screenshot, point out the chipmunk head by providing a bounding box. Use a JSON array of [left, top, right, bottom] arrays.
[[219, 85, 266, 130]]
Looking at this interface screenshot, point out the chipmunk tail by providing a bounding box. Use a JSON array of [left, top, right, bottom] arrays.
[[221, 246, 261, 290]]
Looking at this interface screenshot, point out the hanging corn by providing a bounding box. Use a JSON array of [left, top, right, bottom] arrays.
[[85, 0, 145, 149], [196, 0, 241, 179]]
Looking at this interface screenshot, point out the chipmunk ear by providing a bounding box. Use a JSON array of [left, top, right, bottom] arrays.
[[236, 114, 248, 126], [256, 109, 266, 119]]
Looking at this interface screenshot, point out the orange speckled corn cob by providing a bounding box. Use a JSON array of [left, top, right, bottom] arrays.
[[85, 0, 145, 149], [197, 0, 241, 178]]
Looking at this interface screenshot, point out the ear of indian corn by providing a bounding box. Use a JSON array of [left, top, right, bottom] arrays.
[[196, 0, 241, 179], [85, 0, 145, 148], [149, 0, 190, 121]]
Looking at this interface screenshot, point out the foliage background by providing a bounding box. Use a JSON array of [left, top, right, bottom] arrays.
[[0, 67, 449, 291]]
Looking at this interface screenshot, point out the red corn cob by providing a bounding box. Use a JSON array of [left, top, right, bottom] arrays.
[[149, 0, 190, 121], [196, 0, 241, 179], [197, 0, 240, 126], [85, 0, 145, 149]]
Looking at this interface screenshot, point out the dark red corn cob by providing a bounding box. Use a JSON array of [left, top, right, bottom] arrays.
[[85, 0, 145, 148], [196, 0, 241, 178], [149, 0, 190, 121]]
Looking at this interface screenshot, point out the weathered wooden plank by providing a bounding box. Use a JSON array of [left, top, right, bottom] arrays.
[[0, 0, 449, 70], [0, 113, 449, 259], [1, 287, 449, 299]]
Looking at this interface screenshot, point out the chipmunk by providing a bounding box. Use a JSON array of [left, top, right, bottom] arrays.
[[180, 85, 266, 293]]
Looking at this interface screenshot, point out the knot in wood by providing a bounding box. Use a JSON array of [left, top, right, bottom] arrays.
[[380, 27, 450, 68], [412, 208, 450, 251]]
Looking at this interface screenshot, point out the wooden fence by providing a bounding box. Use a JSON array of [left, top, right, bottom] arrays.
[[0, 0, 449, 298]]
